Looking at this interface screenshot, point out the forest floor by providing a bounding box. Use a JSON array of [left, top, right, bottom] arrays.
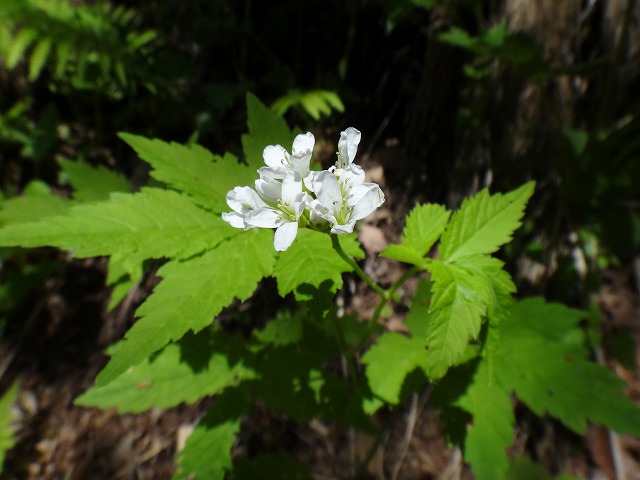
[[1, 149, 640, 480]]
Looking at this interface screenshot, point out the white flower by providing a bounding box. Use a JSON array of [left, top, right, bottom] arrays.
[[244, 173, 310, 251], [221, 186, 270, 229], [335, 127, 361, 171], [258, 131, 315, 181], [310, 164, 384, 234], [222, 126, 384, 251]]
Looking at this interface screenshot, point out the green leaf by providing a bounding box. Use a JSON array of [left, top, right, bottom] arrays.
[[0, 382, 19, 470], [455, 361, 514, 480], [382, 203, 450, 265], [6, 28, 37, 68], [28, 37, 52, 80], [438, 27, 477, 50], [76, 330, 254, 413], [174, 390, 247, 480], [0, 181, 71, 227], [106, 254, 143, 311], [242, 93, 293, 170], [274, 229, 363, 299], [95, 229, 275, 386], [496, 298, 640, 435], [454, 255, 515, 325], [505, 456, 550, 480], [59, 159, 132, 202], [362, 332, 428, 404], [439, 182, 535, 262], [424, 260, 490, 379], [0, 188, 235, 262], [118, 133, 252, 213], [404, 279, 433, 338]]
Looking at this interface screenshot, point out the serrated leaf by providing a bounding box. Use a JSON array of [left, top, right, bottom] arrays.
[[440, 182, 535, 262], [0, 188, 235, 262], [362, 332, 429, 404], [455, 361, 514, 480], [95, 229, 275, 386], [242, 93, 293, 170], [59, 159, 132, 202], [454, 255, 515, 325], [382, 203, 450, 265], [0, 382, 19, 470], [118, 133, 252, 213], [495, 298, 640, 435], [274, 229, 363, 298], [174, 390, 247, 480], [425, 260, 490, 379], [76, 330, 254, 413], [0, 181, 71, 227]]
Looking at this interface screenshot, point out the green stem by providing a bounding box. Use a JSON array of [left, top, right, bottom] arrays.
[[330, 234, 387, 298]]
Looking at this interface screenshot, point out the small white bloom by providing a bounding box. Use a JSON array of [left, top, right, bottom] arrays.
[[244, 173, 310, 251], [258, 131, 315, 180], [311, 165, 384, 234], [334, 127, 361, 172], [221, 186, 270, 229]]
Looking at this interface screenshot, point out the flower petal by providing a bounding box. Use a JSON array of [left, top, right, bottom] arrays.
[[221, 211, 246, 229], [337, 127, 361, 168], [258, 166, 286, 180], [274, 221, 299, 251], [255, 177, 282, 203], [226, 186, 268, 214], [244, 207, 282, 228], [312, 171, 342, 211], [281, 173, 302, 204], [292, 132, 315, 155], [330, 220, 356, 234], [263, 145, 288, 168], [349, 184, 385, 221]]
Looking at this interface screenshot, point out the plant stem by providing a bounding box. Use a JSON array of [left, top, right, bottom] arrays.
[[330, 234, 387, 298]]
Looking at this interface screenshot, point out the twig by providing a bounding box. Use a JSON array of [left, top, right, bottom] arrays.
[[389, 385, 433, 480], [595, 346, 628, 480]]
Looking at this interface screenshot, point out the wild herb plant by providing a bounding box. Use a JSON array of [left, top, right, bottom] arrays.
[[0, 94, 638, 480]]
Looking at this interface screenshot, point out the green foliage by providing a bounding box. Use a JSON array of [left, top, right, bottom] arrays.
[[174, 390, 247, 480], [118, 134, 247, 213], [0, 382, 18, 470], [76, 329, 255, 413], [505, 456, 583, 480], [381, 203, 450, 265], [362, 280, 432, 404], [272, 89, 345, 120], [58, 159, 132, 202], [0, 181, 71, 226], [274, 229, 363, 299], [0, 188, 235, 262], [436, 298, 640, 480], [95, 229, 275, 386], [1, 91, 637, 480], [438, 22, 550, 79], [439, 182, 535, 262], [0, 0, 166, 98]]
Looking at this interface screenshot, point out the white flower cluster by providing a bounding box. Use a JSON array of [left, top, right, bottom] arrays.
[[222, 128, 385, 251]]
